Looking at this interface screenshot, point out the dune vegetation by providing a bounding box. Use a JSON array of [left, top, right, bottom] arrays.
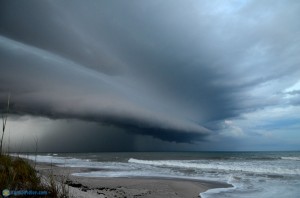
[[0, 94, 68, 197]]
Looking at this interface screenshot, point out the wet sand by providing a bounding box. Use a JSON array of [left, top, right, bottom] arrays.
[[35, 162, 231, 198]]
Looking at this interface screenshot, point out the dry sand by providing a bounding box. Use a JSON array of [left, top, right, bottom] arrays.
[[35, 162, 231, 198]]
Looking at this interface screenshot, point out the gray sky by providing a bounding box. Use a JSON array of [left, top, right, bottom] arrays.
[[1, 0, 300, 152]]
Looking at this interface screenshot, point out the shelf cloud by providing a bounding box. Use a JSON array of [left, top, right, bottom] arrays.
[[1, 0, 300, 151]]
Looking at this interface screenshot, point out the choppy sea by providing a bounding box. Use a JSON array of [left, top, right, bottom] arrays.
[[16, 151, 300, 198]]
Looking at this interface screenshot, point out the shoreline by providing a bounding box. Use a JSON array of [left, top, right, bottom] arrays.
[[34, 161, 232, 198]]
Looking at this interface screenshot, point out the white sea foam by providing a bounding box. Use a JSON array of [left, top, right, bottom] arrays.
[[11, 154, 87, 165], [73, 170, 173, 178], [200, 183, 237, 198], [281, 157, 300, 161], [128, 158, 300, 175], [200, 174, 237, 198], [14, 154, 300, 176]]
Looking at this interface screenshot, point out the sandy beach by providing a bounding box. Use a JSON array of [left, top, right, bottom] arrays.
[[34, 162, 231, 198]]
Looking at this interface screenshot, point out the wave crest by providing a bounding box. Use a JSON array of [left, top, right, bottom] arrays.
[[128, 158, 300, 176]]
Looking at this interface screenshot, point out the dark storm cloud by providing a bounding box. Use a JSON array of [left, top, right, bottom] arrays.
[[1, 0, 300, 146], [0, 34, 210, 142]]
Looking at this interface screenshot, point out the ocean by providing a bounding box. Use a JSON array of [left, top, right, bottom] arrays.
[[16, 151, 300, 198]]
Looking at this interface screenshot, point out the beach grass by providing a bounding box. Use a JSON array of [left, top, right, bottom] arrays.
[[0, 154, 40, 189], [0, 154, 69, 197]]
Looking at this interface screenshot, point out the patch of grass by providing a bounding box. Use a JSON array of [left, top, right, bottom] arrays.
[[44, 167, 69, 198], [0, 155, 40, 190], [0, 155, 68, 197]]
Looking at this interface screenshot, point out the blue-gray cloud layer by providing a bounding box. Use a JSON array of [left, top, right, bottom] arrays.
[[1, 0, 300, 149]]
